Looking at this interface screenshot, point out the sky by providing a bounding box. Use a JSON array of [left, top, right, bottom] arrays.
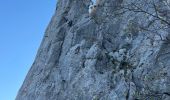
[[0, 0, 56, 100]]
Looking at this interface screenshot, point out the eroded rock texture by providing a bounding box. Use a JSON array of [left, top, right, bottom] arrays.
[[16, 0, 170, 100]]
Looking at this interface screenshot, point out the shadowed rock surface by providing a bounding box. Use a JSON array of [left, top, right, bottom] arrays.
[[16, 0, 170, 100]]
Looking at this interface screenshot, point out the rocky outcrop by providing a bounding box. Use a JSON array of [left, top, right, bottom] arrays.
[[16, 0, 170, 100]]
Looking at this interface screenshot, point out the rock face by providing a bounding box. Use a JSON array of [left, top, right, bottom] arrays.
[[16, 0, 170, 100]]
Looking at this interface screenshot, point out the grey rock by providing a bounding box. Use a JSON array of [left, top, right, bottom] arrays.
[[16, 0, 170, 100]]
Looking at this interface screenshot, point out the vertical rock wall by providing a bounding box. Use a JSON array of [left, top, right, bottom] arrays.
[[16, 0, 170, 100]]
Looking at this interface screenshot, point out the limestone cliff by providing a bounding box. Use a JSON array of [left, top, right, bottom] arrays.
[[16, 0, 170, 100]]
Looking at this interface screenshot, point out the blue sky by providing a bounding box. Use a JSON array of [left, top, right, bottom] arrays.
[[0, 0, 56, 100]]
